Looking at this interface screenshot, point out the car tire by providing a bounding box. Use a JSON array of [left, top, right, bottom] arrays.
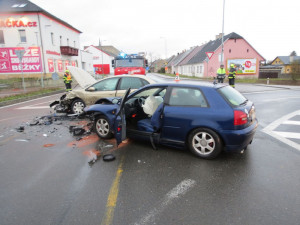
[[94, 116, 113, 139], [71, 99, 86, 114], [188, 128, 222, 159]]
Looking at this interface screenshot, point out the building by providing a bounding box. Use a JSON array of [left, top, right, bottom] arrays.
[[0, 0, 93, 78], [177, 32, 265, 78], [270, 55, 300, 74], [84, 45, 120, 75]]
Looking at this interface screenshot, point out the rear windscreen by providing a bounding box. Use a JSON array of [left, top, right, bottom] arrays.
[[218, 86, 247, 106]]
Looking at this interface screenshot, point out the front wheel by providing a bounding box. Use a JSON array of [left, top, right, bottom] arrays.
[[188, 128, 222, 159], [93, 116, 113, 139], [71, 99, 86, 114]]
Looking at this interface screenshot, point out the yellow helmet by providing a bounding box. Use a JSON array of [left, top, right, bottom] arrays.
[[65, 70, 69, 73], [230, 64, 235, 68]]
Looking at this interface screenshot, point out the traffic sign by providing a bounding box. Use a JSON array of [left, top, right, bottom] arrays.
[[14, 49, 25, 61], [205, 52, 214, 60]]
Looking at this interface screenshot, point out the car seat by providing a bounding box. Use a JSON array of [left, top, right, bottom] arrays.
[[137, 103, 164, 132]]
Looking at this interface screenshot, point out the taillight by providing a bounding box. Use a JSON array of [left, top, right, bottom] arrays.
[[234, 110, 248, 125]]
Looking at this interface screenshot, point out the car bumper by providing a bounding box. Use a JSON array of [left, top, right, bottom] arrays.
[[221, 119, 258, 152]]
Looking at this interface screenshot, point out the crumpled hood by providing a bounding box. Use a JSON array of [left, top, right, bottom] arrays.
[[68, 66, 96, 88]]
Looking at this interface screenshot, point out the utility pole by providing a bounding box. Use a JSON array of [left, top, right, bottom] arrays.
[[221, 0, 225, 64]]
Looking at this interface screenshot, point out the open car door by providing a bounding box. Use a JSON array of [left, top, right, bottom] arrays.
[[114, 88, 131, 146]]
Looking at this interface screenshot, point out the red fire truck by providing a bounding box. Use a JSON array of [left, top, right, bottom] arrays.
[[112, 53, 148, 75]]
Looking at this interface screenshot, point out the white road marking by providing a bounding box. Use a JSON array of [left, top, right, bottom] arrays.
[[263, 110, 300, 152], [133, 179, 196, 225], [283, 120, 300, 125], [0, 93, 61, 109], [16, 100, 53, 110], [273, 131, 300, 139]]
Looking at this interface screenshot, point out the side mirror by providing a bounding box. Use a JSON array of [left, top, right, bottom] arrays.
[[145, 60, 148, 67], [112, 60, 115, 68], [86, 87, 95, 92]]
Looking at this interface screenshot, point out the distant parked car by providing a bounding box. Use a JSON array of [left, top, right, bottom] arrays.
[[50, 66, 155, 114], [84, 81, 258, 159]]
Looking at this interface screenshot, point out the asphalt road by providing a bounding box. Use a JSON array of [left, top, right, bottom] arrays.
[[0, 75, 300, 225]]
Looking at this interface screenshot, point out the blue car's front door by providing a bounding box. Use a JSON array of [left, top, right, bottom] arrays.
[[114, 88, 131, 146]]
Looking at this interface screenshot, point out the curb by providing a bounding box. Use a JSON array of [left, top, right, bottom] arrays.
[[0, 90, 65, 107]]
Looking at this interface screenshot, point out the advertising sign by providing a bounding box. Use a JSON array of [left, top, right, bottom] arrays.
[[227, 58, 257, 74], [0, 47, 42, 73], [57, 60, 63, 72], [65, 60, 69, 69], [48, 59, 54, 73], [71, 61, 76, 67]]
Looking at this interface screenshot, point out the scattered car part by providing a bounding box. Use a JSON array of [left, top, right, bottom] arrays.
[[16, 126, 25, 132], [73, 127, 85, 136], [103, 154, 116, 162]]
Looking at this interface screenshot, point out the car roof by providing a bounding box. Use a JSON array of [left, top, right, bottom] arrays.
[[143, 80, 227, 89], [101, 75, 155, 84]]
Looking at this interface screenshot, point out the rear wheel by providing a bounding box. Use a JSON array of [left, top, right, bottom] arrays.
[[188, 128, 222, 159], [93, 116, 113, 139], [71, 99, 86, 114]]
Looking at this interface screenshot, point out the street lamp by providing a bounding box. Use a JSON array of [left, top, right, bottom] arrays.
[[99, 39, 107, 75]]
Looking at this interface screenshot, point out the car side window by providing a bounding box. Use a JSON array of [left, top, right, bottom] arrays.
[[92, 78, 119, 91], [118, 77, 144, 90], [169, 87, 208, 107]]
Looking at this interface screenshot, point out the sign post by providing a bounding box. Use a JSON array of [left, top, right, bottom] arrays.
[[205, 52, 214, 77], [15, 49, 26, 92]]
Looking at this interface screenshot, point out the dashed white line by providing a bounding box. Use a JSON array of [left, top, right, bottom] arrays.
[[133, 179, 196, 225]]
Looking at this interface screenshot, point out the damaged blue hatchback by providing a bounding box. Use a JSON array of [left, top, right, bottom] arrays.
[[84, 82, 258, 159]]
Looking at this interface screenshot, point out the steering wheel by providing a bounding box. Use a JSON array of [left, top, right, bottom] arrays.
[[137, 97, 146, 107]]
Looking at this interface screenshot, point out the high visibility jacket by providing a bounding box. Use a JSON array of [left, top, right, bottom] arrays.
[[63, 73, 72, 83], [228, 67, 236, 79], [217, 68, 226, 78]]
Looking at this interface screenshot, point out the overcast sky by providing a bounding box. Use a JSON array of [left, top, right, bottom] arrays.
[[31, 0, 300, 61]]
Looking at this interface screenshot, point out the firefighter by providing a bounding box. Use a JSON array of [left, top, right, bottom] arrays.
[[228, 64, 236, 88], [63, 69, 72, 91], [216, 64, 226, 83]]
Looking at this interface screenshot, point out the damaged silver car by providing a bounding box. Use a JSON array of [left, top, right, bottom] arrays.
[[50, 66, 155, 114]]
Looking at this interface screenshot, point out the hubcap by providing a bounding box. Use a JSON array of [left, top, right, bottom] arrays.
[[96, 119, 109, 136], [73, 101, 85, 114], [192, 132, 215, 155]]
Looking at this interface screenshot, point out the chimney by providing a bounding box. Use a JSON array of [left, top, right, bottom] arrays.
[[290, 55, 294, 63]]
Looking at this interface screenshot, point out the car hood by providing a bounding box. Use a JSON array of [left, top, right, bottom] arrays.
[[68, 66, 96, 88]]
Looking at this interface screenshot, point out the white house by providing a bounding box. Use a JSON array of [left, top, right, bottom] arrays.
[[84, 45, 120, 75], [0, 0, 93, 77]]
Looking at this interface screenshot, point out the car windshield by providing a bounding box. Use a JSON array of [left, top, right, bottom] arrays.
[[115, 59, 144, 67], [218, 86, 247, 106]]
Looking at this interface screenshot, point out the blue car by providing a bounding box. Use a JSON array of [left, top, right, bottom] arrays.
[[84, 81, 258, 159]]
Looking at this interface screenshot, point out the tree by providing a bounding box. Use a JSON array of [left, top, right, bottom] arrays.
[[290, 51, 297, 56], [290, 60, 300, 81]]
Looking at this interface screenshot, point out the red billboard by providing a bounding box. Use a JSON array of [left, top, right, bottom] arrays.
[[48, 59, 54, 72], [0, 47, 43, 73]]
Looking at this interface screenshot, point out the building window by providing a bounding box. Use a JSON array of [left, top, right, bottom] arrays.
[[247, 49, 249, 53], [51, 32, 54, 45], [229, 49, 231, 53], [74, 41, 76, 48], [60, 36, 62, 46], [0, 30, 4, 44], [200, 66, 203, 73], [19, 29, 26, 43], [67, 38, 69, 46]]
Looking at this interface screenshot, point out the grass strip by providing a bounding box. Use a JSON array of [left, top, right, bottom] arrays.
[[0, 88, 63, 103]]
